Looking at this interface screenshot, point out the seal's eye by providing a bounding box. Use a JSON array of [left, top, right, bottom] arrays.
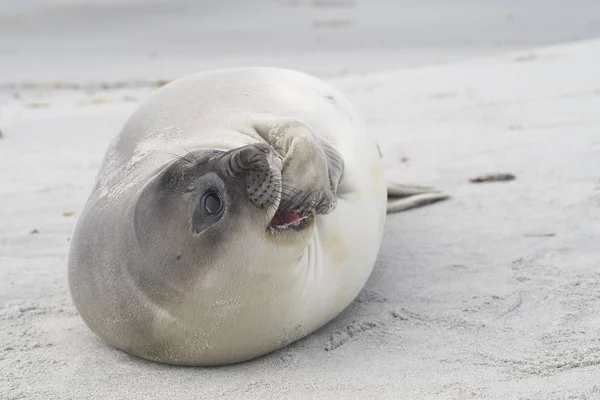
[[203, 192, 223, 215]]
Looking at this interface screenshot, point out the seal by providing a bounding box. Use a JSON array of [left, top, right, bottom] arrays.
[[67, 67, 447, 366]]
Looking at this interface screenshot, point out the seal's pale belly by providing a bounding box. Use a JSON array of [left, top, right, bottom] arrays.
[[68, 68, 387, 365]]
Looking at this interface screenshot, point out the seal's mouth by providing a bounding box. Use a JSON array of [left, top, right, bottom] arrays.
[[268, 209, 314, 233]]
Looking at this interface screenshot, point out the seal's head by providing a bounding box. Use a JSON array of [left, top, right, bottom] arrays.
[[134, 142, 322, 253]]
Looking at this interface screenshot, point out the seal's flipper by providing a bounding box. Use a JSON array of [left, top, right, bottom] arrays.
[[386, 183, 449, 213]]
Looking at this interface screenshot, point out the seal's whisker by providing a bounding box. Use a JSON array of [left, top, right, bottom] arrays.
[[181, 147, 199, 162], [265, 199, 279, 213], [161, 151, 194, 165], [278, 183, 303, 194], [278, 187, 303, 198], [278, 189, 304, 206], [280, 178, 304, 187]]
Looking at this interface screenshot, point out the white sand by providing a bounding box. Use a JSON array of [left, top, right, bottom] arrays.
[[2, 2, 600, 399]]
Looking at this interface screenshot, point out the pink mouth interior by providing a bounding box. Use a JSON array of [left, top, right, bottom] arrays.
[[270, 209, 301, 228]]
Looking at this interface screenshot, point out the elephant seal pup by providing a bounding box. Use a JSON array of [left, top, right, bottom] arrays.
[[68, 67, 447, 366]]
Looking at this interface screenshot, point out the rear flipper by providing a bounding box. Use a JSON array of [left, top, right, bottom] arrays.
[[386, 183, 449, 213]]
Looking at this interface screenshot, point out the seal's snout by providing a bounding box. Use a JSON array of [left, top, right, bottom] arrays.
[[218, 143, 282, 212]]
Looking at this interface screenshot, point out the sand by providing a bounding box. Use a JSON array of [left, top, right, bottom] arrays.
[[2, 2, 600, 399]]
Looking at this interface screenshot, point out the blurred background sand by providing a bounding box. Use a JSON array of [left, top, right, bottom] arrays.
[[2, 0, 600, 82]]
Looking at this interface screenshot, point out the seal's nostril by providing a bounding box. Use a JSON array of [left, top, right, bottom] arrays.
[[248, 154, 262, 163]]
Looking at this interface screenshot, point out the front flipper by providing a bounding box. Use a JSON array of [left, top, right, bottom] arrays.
[[386, 182, 449, 213]]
